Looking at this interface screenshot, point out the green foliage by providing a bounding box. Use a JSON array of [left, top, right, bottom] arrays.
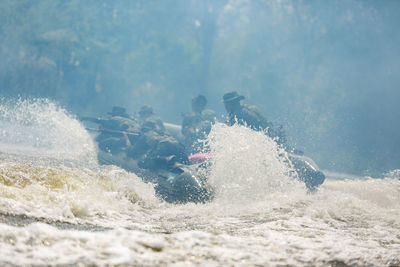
[[0, 0, 213, 107]]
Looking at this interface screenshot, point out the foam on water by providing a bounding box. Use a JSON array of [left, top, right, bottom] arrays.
[[0, 100, 399, 266], [0, 162, 159, 228]]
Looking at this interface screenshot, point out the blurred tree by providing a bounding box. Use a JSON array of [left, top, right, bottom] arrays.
[[1, 0, 399, 175]]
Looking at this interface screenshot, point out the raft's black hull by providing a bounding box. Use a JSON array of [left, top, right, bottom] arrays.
[[98, 151, 325, 204], [98, 151, 212, 204]]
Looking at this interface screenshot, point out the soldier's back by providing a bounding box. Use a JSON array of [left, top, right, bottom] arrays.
[[230, 104, 270, 130], [182, 109, 216, 151], [201, 109, 217, 122]]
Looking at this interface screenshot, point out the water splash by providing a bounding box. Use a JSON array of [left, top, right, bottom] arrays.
[[384, 169, 400, 180], [0, 98, 159, 226], [205, 123, 305, 204], [0, 98, 97, 168]]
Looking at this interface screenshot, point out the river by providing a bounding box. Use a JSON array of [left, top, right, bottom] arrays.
[[0, 99, 399, 266]]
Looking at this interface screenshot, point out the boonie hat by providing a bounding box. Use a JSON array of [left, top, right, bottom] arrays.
[[222, 91, 245, 103]]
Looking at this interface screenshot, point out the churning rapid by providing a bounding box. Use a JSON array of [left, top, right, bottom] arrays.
[[0, 99, 399, 266]]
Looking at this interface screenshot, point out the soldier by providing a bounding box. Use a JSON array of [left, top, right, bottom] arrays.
[[181, 95, 216, 152], [126, 112, 188, 173], [82, 106, 140, 154], [222, 91, 287, 147], [138, 105, 166, 132]]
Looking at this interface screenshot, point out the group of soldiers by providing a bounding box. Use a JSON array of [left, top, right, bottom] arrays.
[[82, 91, 288, 174]]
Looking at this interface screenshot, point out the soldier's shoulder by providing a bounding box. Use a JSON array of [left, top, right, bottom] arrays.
[[182, 112, 197, 120], [201, 109, 216, 120], [143, 116, 164, 127], [111, 115, 131, 123], [203, 108, 215, 114], [116, 115, 140, 126], [182, 112, 202, 125], [243, 104, 265, 116], [202, 109, 216, 116], [242, 104, 259, 112]]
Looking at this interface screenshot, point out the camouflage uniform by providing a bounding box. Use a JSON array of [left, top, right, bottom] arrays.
[[94, 107, 140, 154], [223, 92, 287, 146], [138, 105, 166, 132], [182, 95, 216, 152], [138, 132, 188, 172], [126, 113, 188, 173], [182, 109, 216, 145]]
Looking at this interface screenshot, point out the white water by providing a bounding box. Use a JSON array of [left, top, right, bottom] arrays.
[[0, 99, 399, 266]]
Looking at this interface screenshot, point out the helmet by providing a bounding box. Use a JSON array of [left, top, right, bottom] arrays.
[[139, 105, 154, 117], [108, 106, 128, 116]]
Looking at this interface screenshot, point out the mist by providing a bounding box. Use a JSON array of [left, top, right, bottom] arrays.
[[1, 0, 399, 176]]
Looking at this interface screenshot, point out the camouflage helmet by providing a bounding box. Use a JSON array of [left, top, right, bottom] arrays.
[[108, 106, 128, 117], [139, 105, 154, 117]]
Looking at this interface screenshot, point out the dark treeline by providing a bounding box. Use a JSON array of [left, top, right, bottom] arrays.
[[1, 0, 400, 176]]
